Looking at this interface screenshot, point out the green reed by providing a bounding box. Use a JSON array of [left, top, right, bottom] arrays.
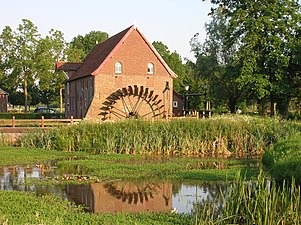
[[196, 171, 301, 225], [19, 116, 301, 156]]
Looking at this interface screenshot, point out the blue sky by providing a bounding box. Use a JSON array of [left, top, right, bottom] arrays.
[[0, 0, 212, 61]]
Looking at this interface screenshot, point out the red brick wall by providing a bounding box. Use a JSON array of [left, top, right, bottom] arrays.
[[85, 29, 174, 121]]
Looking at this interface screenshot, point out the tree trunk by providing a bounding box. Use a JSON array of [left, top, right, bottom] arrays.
[[260, 98, 269, 117], [60, 84, 63, 113], [270, 96, 275, 117], [282, 98, 291, 119], [228, 96, 237, 114]]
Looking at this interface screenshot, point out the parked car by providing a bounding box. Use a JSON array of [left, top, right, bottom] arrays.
[[34, 107, 57, 114]]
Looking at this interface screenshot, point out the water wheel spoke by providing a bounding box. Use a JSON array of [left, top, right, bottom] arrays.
[[120, 96, 131, 114], [131, 96, 143, 114], [141, 110, 155, 118], [133, 98, 145, 115], [111, 111, 127, 119], [127, 95, 134, 109], [111, 106, 128, 116]]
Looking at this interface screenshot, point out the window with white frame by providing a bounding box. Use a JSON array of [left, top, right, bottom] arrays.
[[115, 62, 122, 74], [173, 101, 178, 108], [147, 63, 154, 74]]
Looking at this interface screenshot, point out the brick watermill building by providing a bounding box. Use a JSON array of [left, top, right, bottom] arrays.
[[57, 25, 177, 121]]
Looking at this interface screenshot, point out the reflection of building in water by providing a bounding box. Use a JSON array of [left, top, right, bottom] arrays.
[[65, 182, 172, 213]]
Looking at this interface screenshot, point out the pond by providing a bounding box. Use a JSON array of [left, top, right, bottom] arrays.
[[0, 165, 225, 214]]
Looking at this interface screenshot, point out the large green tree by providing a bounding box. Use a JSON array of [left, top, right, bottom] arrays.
[[152, 41, 188, 93], [7, 19, 40, 112], [195, 7, 247, 113], [204, 0, 301, 117], [0, 26, 16, 92], [0, 19, 70, 110], [67, 31, 109, 61], [36, 29, 67, 107]]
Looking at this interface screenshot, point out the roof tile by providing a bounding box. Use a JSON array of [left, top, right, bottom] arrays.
[[69, 26, 133, 80]]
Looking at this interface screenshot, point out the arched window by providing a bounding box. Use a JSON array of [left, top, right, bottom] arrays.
[[115, 62, 122, 74], [147, 63, 154, 74]]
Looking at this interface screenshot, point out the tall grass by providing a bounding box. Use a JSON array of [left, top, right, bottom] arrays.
[[19, 116, 301, 156], [263, 133, 301, 184], [196, 171, 301, 225]]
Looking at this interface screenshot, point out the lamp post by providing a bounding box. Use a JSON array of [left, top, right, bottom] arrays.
[[184, 85, 189, 116], [203, 84, 208, 119]]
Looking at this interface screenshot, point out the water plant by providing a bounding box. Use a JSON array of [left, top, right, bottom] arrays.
[[18, 116, 301, 157], [196, 171, 301, 225]]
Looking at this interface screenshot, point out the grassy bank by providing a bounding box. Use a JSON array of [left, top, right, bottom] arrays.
[[18, 116, 301, 157], [0, 146, 85, 166], [0, 190, 190, 225], [0, 146, 258, 182], [262, 133, 301, 184], [55, 154, 258, 182]]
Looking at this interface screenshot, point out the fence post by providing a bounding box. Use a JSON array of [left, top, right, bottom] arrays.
[[41, 116, 44, 128], [70, 116, 73, 125], [12, 116, 15, 128]]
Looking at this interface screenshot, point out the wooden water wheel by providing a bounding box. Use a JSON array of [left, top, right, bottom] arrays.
[[100, 85, 165, 121]]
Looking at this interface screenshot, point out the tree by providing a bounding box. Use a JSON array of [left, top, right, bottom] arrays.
[[191, 7, 246, 113], [152, 41, 188, 93], [35, 29, 67, 108], [1, 19, 40, 112], [0, 26, 18, 93], [205, 0, 301, 117], [68, 31, 109, 61]]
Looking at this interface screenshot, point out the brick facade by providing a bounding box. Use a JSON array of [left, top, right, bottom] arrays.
[[60, 25, 176, 121]]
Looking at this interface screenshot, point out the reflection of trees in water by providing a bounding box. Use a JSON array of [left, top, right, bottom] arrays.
[[103, 182, 165, 205]]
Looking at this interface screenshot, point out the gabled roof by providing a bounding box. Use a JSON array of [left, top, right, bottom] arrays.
[[56, 61, 82, 72], [173, 90, 184, 100], [60, 25, 177, 81]]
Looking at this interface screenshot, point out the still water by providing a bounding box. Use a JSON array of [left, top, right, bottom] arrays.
[[0, 165, 225, 214]]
